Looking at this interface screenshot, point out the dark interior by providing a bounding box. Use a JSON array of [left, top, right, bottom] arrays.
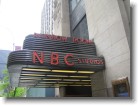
[[65, 86, 92, 97]]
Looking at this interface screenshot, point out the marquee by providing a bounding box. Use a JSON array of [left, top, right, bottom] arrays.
[[7, 33, 105, 88]]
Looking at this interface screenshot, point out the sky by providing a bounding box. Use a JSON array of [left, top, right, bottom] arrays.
[[0, 0, 45, 51]]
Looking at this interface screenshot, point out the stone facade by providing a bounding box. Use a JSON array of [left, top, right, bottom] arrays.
[[85, 0, 130, 96], [53, 0, 130, 97], [54, 0, 70, 37]]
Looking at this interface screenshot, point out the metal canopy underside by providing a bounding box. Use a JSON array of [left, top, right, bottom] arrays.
[[8, 65, 94, 88], [19, 67, 93, 88]]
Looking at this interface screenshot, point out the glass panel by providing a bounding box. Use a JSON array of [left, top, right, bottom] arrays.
[[72, 16, 89, 39], [76, 0, 81, 3], [70, 0, 77, 11]]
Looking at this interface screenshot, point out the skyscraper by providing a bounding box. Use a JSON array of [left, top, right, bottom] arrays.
[[41, 0, 54, 34]]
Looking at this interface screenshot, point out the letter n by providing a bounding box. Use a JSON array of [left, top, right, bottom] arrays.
[[32, 51, 44, 64]]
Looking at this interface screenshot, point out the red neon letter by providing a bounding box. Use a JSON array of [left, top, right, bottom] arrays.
[[51, 52, 59, 65], [61, 37, 68, 42], [64, 54, 74, 66], [32, 51, 44, 64]]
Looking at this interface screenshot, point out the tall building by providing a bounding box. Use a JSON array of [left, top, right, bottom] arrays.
[[14, 46, 22, 51], [0, 50, 11, 79], [41, 0, 54, 34], [53, 0, 130, 97]]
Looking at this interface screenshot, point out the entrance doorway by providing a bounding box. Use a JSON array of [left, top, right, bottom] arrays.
[[65, 86, 92, 97]]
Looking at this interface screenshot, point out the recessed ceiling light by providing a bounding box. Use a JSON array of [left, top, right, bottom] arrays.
[[52, 70, 76, 73], [78, 71, 94, 74], [43, 79, 61, 81], [39, 82, 57, 83], [63, 79, 80, 81], [81, 80, 91, 82], [69, 76, 89, 78], [22, 68, 51, 72], [47, 75, 68, 77], [21, 74, 45, 76]]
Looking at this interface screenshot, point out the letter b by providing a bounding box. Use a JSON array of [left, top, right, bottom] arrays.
[[51, 52, 59, 65]]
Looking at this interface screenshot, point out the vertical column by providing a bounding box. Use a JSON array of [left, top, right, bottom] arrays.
[[61, 0, 71, 37], [59, 87, 66, 97], [91, 71, 108, 97], [55, 88, 60, 97], [54, 0, 70, 97], [117, 0, 130, 48], [53, 0, 70, 37]]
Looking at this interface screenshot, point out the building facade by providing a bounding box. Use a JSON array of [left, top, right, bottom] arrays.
[[0, 50, 11, 79], [53, 0, 130, 97], [41, 0, 54, 34]]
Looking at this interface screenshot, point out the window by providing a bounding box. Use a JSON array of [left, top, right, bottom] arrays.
[[70, 0, 81, 12], [72, 16, 89, 39], [112, 77, 130, 97], [69, 0, 89, 39]]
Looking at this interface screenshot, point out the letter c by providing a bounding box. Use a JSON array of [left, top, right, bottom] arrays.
[[64, 54, 74, 66]]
